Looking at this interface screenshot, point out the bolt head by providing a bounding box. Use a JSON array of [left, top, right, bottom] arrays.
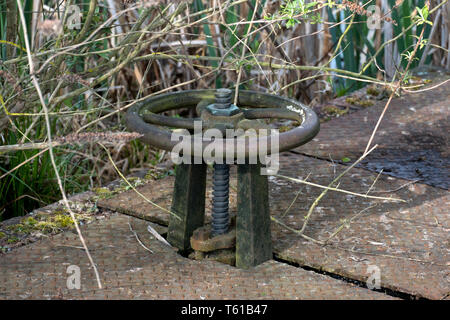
[[205, 103, 241, 116]]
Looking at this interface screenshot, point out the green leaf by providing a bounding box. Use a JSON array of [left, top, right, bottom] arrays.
[[341, 157, 351, 163]]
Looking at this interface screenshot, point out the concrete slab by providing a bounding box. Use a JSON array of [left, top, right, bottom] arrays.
[[96, 152, 449, 299], [97, 177, 175, 225], [296, 79, 450, 189], [98, 168, 240, 225], [0, 213, 393, 299], [271, 154, 449, 300]]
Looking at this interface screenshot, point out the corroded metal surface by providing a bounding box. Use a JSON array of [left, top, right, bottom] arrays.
[[126, 89, 319, 156], [236, 163, 272, 269], [127, 88, 320, 269], [0, 213, 393, 299], [295, 79, 449, 189], [271, 154, 449, 300], [191, 225, 236, 252], [168, 162, 207, 250]]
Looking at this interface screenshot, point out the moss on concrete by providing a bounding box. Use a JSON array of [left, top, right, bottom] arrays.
[[3, 212, 90, 239], [7, 236, 19, 244], [345, 96, 374, 107], [366, 86, 380, 96], [323, 105, 349, 116], [94, 187, 113, 198]]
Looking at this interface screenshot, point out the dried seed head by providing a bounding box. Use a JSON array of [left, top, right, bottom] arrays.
[[342, 0, 366, 15], [37, 19, 63, 37], [56, 132, 143, 145], [124, 0, 173, 7], [58, 74, 90, 87], [342, 0, 397, 26]]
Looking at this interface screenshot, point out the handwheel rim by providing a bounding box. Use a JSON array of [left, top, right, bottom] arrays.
[[126, 90, 320, 158]]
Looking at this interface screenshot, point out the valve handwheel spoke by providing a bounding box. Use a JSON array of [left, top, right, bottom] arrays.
[[142, 113, 198, 130], [141, 107, 300, 131]]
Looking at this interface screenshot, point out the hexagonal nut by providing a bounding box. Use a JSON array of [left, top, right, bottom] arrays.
[[200, 107, 245, 132], [206, 103, 241, 117]]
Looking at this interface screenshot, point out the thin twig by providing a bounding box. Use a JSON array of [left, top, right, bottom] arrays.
[[128, 217, 153, 253], [370, 179, 421, 194], [366, 170, 383, 195], [323, 204, 377, 244], [15, 0, 102, 289], [364, 26, 427, 154], [234, 0, 260, 104], [0, 148, 49, 180], [281, 172, 311, 218], [99, 143, 181, 220]]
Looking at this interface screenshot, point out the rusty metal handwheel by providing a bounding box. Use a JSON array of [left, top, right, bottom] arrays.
[[126, 89, 320, 158]]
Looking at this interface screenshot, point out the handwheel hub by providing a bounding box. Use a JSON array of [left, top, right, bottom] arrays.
[[205, 88, 241, 117]]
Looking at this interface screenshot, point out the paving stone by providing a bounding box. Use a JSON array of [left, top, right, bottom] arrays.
[[271, 154, 449, 300], [98, 167, 240, 225], [0, 214, 392, 299], [295, 78, 449, 189], [97, 177, 174, 224], [96, 152, 449, 299]]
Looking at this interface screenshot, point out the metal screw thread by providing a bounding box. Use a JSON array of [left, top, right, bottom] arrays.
[[210, 88, 232, 236], [211, 163, 230, 236], [214, 88, 232, 109]]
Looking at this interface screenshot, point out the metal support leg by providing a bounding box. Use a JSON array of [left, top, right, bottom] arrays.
[[236, 163, 272, 268], [167, 162, 207, 250]]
